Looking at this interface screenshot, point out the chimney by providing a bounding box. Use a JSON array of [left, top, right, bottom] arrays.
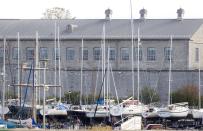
[[139, 8, 147, 20], [105, 8, 113, 20], [177, 8, 184, 21]]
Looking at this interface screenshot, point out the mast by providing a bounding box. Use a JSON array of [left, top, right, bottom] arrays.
[[106, 46, 110, 107], [2, 37, 6, 119], [57, 26, 61, 102], [168, 35, 173, 105], [80, 38, 84, 106], [137, 27, 140, 102], [17, 32, 20, 99], [130, 0, 135, 100], [43, 61, 47, 129], [33, 31, 39, 121], [102, 23, 106, 105], [54, 22, 57, 100], [198, 47, 201, 109]]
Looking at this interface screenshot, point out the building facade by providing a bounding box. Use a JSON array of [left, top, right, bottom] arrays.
[[0, 9, 203, 103]]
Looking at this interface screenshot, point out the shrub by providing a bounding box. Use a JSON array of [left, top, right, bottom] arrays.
[[140, 86, 160, 104]]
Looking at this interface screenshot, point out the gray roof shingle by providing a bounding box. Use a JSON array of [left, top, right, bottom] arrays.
[[0, 19, 202, 39]]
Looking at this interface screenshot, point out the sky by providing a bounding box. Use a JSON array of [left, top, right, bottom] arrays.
[[0, 0, 203, 19]]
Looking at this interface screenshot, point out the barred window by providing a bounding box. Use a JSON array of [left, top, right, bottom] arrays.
[[108, 48, 116, 60], [12, 47, 19, 60], [26, 47, 34, 60], [147, 47, 156, 61], [164, 47, 173, 61], [80, 47, 88, 60], [40, 47, 48, 60], [66, 48, 75, 60], [121, 48, 130, 60], [93, 47, 101, 60], [53, 48, 60, 60], [134, 47, 142, 61]]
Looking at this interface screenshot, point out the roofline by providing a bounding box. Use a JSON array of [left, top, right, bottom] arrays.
[[0, 35, 191, 41]]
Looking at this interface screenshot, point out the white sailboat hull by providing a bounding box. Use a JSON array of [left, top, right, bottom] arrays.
[[85, 110, 109, 118], [110, 104, 146, 116], [40, 108, 67, 116], [158, 106, 189, 118], [191, 109, 203, 119]]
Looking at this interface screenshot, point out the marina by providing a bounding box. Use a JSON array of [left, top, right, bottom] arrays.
[[0, 0, 203, 130]]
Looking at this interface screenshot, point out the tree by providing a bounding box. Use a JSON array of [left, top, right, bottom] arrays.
[[171, 85, 202, 107], [42, 7, 71, 19], [140, 86, 160, 104]]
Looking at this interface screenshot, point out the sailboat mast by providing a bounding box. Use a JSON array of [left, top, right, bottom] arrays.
[[130, 0, 135, 100], [107, 46, 110, 106], [137, 27, 140, 102], [2, 37, 6, 119], [57, 26, 61, 102], [103, 24, 106, 105], [17, 33, 20, 99], [198, 47, 201, 109], [168, 35, 173, 105], [33, 31, 39, 121], [54, 22, 57, 100], [80, 38, 84, 106]]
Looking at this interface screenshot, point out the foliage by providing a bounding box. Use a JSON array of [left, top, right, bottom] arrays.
[[42, 7, 71, 19], [63, 91, 99, 105], [5, 90, 16, 99], [171, 85, 202, 107], [140, 86, 160, 104]]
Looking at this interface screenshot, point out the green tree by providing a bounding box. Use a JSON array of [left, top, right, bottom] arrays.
[[140, 86, 160, 104], [42, 7, 72, 19]]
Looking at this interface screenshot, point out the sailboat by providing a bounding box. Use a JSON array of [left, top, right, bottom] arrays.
[[191, 48, 203, 119], [157, 36, 189, 118], [110, 8, 147, 116]]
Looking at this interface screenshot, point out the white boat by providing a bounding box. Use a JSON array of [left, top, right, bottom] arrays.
[[85, 109, 109, 118], [157, 102, 189, 118], [142, 107, 159, 118], [191, 109, 203, 119], [157, 37, 189, 118], [110, 98, 147, 116], [40, 103, 69, 116]]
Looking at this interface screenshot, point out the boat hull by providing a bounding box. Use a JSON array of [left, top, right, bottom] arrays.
[[191, 109, 203, 119]]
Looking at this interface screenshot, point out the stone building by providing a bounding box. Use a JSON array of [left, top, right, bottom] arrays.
[[0, 8, 203, 103]]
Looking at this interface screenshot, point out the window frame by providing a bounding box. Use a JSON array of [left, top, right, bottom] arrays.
[[66, 47, 75, 61], [39, 47, 48, 60], [121, 47, 130, 61], [147, 47, 156, 61], [26, 47, 34, 60], [93, 47, 101, 60]]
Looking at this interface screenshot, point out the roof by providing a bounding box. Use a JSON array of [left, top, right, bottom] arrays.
[[0, 19, 202, 40]]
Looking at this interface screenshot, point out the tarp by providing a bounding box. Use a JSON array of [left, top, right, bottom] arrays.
[[96, 98, 104, 105], [0, 119, 16, 128]]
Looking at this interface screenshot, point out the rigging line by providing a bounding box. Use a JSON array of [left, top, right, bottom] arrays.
[[93, 68, 107, 118], [16, 64, 33, 119], [94, 50, 101, 102], [110, 62, 119, 104], [149, 46, 166, 103]]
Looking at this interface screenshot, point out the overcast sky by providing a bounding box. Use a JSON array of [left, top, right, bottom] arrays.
[[0, 0, 202, 19]]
